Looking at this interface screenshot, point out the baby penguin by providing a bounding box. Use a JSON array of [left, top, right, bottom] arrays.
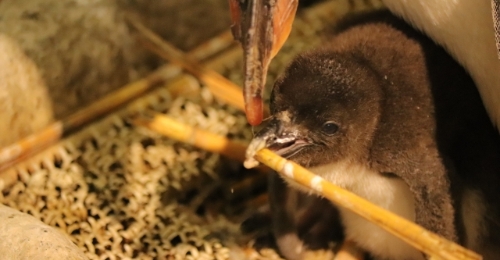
[[245, 10, 500, 260]]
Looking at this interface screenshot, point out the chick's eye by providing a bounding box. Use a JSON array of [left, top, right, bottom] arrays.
[[322, 122, 339, 135]]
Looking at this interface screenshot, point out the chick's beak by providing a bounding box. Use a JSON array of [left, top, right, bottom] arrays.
[[228, 0, 298, 126], [245, 118, 311, 168]]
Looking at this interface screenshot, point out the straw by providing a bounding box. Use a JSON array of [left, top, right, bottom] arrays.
[[127, 16, 246, 111], [0, 30, 235, 172], [133, 113, 248, 162]]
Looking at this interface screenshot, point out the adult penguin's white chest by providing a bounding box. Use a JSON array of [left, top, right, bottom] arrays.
[[382, 0, 500, 129]]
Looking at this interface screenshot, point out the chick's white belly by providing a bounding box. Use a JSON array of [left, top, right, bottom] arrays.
[[310, 162, 424, 260]]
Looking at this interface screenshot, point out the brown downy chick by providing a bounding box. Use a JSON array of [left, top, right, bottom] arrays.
[[246, 10, 500, 260]]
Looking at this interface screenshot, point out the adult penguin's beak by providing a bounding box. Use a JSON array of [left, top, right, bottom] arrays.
[[228, 0, 298, 126]]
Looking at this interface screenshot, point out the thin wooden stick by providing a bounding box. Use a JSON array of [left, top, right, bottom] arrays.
[[63, 66, 180, 128], [133, 113, 248, 162], [255, 148, 482, 260], [133, 113, 363, 260], [127, 16, 246, 111], [0, 31, 235, 173], [135, 113, 483, 260], [0, 123, 64, 171]]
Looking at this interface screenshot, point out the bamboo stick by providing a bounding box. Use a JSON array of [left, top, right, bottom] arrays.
[[135, 113, 483, 260], [0, 31, 235, 173], [0, 123, 64, 171], [63, 66, 180, 129], [133, 113, 248, 162], [186, 30, 236, 59], [126, 16, 246, 111], [255, 149, 481, 260], [133, 112, 364, 260]]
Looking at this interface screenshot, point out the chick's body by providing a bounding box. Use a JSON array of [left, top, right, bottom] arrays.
[[255, 10, 500, 260]]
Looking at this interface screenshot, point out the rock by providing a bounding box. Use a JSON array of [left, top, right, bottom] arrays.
[[0, 34, 54, 147], [0, 204, 88, 260], [0, 0, 147, 118]]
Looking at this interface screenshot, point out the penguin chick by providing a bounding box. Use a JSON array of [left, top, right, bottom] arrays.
[[246, 10, 500, 260]]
